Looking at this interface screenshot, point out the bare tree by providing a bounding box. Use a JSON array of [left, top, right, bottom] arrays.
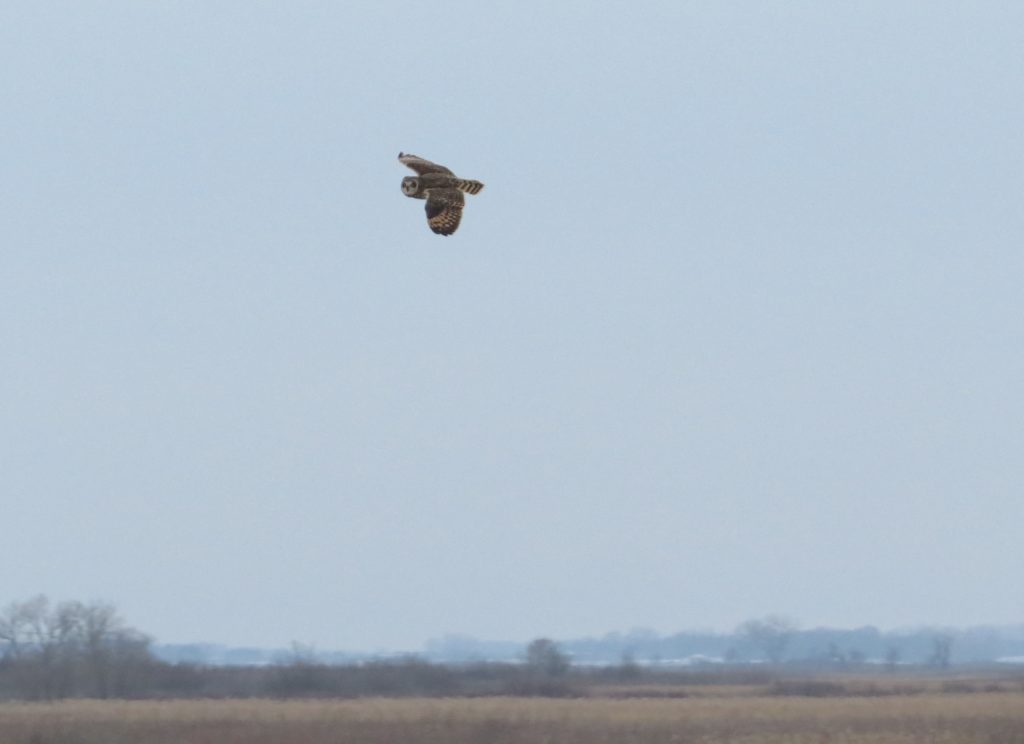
[[514, 638, 572, 696], [525, 638, 570, 677], [7, 595, 75, 699], [884, 645, 901, 672], [736, 615, 798, 664], [0, 596, 153, 699], [929, 634, 953, 669], [0, 596, 37, 659]]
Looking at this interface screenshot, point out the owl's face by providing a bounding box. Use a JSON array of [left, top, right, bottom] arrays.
[[401, 176, 420, 196]]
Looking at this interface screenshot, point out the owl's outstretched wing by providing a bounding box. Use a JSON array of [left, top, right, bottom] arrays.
[[424, 189, 464, 236], [399, 152, 454, 175]]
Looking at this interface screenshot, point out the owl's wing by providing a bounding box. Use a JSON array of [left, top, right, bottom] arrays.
[[399, 152, 454, 175], [424, 189, 464, 235]]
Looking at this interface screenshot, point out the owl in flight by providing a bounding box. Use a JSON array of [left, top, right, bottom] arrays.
[[398, 152, 484, 236]]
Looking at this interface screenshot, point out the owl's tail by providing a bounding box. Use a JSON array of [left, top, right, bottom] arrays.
[[455, 179, 485, 196]]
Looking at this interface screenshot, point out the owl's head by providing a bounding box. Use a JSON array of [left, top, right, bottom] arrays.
[[401, 177, 420, 196]]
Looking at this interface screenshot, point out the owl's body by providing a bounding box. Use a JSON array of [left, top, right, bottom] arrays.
[[398, 153, 484, 235], [401, 172, 468, 197]]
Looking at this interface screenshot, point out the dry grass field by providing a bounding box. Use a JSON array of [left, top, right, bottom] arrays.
[[2, 685, 1024, 744]]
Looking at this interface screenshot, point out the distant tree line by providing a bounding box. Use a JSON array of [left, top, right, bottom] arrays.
[[0, 597, 583, 700], [3, 598, 1022, 701], [511, 616, 1024, 668]]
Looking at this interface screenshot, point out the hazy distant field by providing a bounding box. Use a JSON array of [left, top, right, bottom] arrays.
[[3, 687, 1024, 744]]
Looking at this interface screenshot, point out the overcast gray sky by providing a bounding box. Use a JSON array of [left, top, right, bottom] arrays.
[[2, 2, 1022, 651]]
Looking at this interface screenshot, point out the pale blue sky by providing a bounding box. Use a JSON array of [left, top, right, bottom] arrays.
[[1, 2, 1022, 650]]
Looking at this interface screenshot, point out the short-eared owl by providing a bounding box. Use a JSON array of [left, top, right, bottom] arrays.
[[398, 152, 484, 236]]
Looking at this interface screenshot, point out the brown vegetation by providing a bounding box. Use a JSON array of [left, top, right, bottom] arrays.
[[2, 686, 1024, 744]]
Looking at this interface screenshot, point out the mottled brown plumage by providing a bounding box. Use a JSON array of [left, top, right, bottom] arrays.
[[398, 153, 484, 236]]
